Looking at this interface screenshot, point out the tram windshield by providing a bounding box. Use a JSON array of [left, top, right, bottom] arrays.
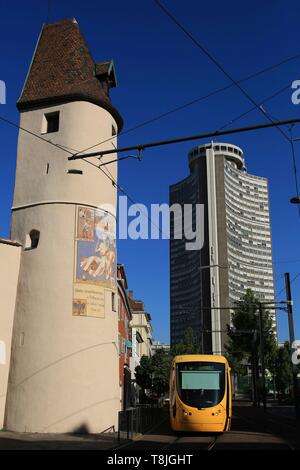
[[176, 362, 225, 408]]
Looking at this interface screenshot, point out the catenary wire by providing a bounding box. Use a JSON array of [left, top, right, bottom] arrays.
[[153, 0, 300, 204], [72, 51, 300, 157], [218, 83, 291, 131], [276, 272, 300, 299], [1, 113, 298, 311], [153, 0, 291, 143]]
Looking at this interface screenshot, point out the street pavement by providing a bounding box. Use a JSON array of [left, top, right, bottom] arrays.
[[0, 402, 297, 450], [114, 402, 297, 451]]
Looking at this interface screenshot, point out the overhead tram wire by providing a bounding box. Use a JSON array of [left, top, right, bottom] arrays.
[[0, 113, 167, 237], [276, 272, 300, 298], [75, 80, 293, 166], [289, 126, 300, 216], [0, 90, 296, 240], [1, 62, 298, 234], [0, 115, 77, 154], [1, 97, 294, 164], [257, 110, 300, 218], [68, 81, 293, 183], [1, 119, 298, 285], [0, 115, 124, 207], [68, 117, 300, 161], [153, 0, 300, 215], [153, 0, 291, 144], [72, 150, 167, 238], [0, 95, 298, 238], [1, 49, 299, 159], [71, 51, 300, 158], [0, 116, 125, 196], [218, 83, 292, 131]]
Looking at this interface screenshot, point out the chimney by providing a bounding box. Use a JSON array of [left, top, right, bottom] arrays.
[[129, 290, 133, 300]]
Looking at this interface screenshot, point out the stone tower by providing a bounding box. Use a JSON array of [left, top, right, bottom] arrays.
[[5, 19, 123, 432]]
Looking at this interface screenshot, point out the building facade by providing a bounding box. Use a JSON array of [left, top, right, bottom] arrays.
[[4, 19, 123, 433], [129, 292, 153, 376], [151, 340, 170, 355], [170, 142, 276, 354], [0, 239, 21, 429], [117, 264, 132, 410]]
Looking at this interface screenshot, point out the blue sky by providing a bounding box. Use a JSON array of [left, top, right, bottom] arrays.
[[0, 0, 300, 344]]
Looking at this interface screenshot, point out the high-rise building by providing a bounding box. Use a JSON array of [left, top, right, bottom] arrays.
[[170, 142, 276, 354]]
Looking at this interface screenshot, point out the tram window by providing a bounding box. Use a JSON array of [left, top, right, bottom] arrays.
[[176, 362, 225, 408], [181, 371, 220, 390]]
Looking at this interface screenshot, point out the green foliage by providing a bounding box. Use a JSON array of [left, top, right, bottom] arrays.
[[274, 342, 293, 396], [224, 289, 295, 401], [151, 349, 172, 395], [135, 350, 171, 396], [170, 327, 201, 357], [135, 356, 153, 392], [134, 327, 201, 397], [225, 289, 277, 373]]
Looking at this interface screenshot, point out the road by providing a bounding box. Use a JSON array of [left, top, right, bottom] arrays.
[[0, 403, 296, 450], [115, 404, 297, 451]]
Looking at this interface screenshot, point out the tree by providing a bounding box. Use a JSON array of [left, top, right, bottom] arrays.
[[170, 327, 201, 357], [151, 349, 171, 396], [135, 350, 171, 401], [135, 355, 153, 398], [274, 342, 293, 399], [225, 289, 277, 405], [135, 327, 203, 401]]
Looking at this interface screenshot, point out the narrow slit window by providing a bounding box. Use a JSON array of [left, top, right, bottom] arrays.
[[112, 292, 116, 312], [112, 124, 117, 136], [67, 169, 83, 175]]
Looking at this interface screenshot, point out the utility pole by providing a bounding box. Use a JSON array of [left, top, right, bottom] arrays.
[[252, 330, 259, 407], [258, 303, 267, 412], [284, 272, 300, 420]]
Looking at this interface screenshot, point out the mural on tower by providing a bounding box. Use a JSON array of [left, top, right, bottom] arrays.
[[73, 206, 116, 317]]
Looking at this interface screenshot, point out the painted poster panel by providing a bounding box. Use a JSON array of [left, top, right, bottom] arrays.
[[73, 206, 116, 317]]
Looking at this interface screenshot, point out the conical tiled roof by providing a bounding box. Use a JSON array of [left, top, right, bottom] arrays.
[[17, 18, 123, 130]]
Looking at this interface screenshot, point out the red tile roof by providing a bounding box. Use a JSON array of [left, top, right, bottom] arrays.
[[129, 297, 145, 312], [17, 18, 123, 130], [0, 238, 22, 247]]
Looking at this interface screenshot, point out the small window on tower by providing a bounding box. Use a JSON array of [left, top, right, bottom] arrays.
[[45, 112, 60, 133], [112, 124, 117, 136], [25, 229, 40, 250]]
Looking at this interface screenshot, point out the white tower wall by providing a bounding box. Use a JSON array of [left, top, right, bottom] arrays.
[[5, 101, 120, 433]]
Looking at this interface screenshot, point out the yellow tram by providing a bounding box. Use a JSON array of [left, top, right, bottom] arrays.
[[169, 354, 232, 433]]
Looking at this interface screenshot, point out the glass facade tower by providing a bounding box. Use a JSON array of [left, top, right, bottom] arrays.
[[170, 142, 276, 354]]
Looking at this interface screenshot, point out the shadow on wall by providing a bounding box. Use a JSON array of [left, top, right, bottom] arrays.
[[71, 423, 90, 435], [69, 423, 116, 438]]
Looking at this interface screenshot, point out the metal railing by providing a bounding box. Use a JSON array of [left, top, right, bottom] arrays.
[[118, 405, 164, 441]]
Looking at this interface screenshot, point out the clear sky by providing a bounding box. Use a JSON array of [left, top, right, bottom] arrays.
[[0, 0, 300, 344]]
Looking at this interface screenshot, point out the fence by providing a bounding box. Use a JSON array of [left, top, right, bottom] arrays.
[[118, 405, 165, 441]]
